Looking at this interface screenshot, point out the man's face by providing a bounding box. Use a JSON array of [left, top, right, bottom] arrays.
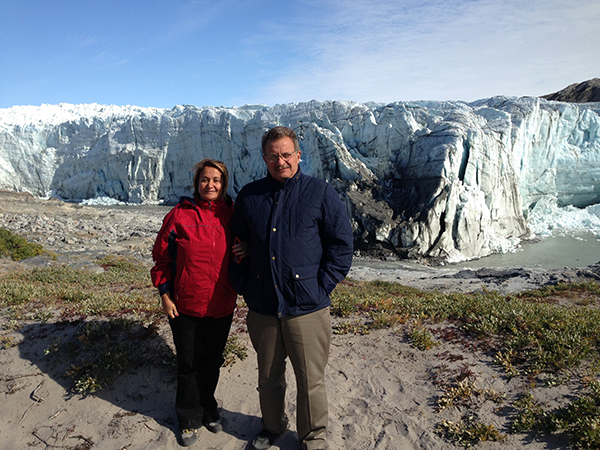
[[263, 137, 301, 183]]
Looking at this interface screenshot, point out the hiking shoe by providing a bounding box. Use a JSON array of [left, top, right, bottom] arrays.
[[301, 443, 328, 450], [202, 409, 223, 433], [179, 428, 198, 447], [203, 418, 223, 433], [250, 428, 281, 450]]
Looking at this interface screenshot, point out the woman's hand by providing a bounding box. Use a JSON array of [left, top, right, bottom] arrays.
[[161, 293, 179, 319], [232, 239, 249, 262]]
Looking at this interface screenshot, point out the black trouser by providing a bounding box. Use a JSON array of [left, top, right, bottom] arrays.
[[169, 312, 233, 430]]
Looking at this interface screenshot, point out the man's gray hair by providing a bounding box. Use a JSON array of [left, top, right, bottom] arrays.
[[261, 126, 300, 154]]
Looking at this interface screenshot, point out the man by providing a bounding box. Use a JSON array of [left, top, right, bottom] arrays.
[[229, 126, 353, 450]]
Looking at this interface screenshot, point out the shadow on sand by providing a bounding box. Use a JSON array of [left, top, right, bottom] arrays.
[[17, 317, 258, 445]]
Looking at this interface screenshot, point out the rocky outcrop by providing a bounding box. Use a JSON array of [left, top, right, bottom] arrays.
[[541, 78, 600, 103], [1, 98, 599, 262]]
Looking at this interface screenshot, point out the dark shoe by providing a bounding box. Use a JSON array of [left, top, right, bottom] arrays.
[[300, 439, 328, 450], [203, 418, 223, 433], [202, 409, 223, 433], [250, 428, 281, 450], [179, 428, 198, 447]]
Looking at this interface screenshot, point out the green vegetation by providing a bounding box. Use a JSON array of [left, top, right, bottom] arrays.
[[511, 380, 600, 449], [436, 378, 505, 412], [0, 253, 248, 395], [330, 278, 600, 448], [0, 255, 158, 318], [0, 227, 49, 260], [331, 280, 600, 376], [437, 417, 505, 448], [223, 335, 249, 367], [3, 233, 600, 447], [407, 320, 438, 351]]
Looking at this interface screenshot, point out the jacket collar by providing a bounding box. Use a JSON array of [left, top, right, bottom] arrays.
[[267, 167, 302, 191], [179, 196, 227, 211]]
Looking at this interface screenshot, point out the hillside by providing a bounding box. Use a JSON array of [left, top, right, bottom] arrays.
[[541, 78, 600, 103]]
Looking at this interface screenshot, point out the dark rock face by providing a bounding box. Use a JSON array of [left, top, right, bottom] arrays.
[[541, 78, 600, 103]]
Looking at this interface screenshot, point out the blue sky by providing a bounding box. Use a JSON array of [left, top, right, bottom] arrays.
[[1, 0, 598, 109]]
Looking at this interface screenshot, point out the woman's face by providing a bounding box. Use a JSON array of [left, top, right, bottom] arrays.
[[198, 166, 223, 202]]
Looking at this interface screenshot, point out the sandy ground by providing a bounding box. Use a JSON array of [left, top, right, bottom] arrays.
[[1, 309, 576, 450], [0, 191, 597, 449]]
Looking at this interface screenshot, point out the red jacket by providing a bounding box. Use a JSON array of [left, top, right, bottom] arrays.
[[151, 196, 237, 318]]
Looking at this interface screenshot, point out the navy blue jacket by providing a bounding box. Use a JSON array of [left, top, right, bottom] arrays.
[[229, 170, 353, 317]]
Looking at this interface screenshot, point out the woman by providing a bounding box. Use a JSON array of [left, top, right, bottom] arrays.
[[151, 159, 242, 447]]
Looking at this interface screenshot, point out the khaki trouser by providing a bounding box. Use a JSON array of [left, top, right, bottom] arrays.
[[247, 307, 331, 449]]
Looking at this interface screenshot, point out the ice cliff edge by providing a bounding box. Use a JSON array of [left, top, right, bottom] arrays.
[[1, 97, 599, 262]]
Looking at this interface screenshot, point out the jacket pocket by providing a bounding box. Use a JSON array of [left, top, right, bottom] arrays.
[[289, 265, 322, 310], [175, 265, 190, 298]]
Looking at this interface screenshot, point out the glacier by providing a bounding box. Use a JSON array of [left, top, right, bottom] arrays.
[[1, 97, 599, 263]]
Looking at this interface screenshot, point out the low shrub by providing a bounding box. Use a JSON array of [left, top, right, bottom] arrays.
[[0, 227, 46, 260]]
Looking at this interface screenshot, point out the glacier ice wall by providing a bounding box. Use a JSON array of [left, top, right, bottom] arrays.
[[1, 98, 599, 262]]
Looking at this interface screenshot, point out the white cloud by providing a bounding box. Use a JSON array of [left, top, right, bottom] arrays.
[[247, 0, 600, 104], [0, 0, 597, 108]]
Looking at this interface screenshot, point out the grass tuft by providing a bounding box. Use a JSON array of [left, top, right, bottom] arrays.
[[511, 379, 600, 448], [0, 227, 49, 260], [407, 320, 438, 350], [437, 417, 505, 448]]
